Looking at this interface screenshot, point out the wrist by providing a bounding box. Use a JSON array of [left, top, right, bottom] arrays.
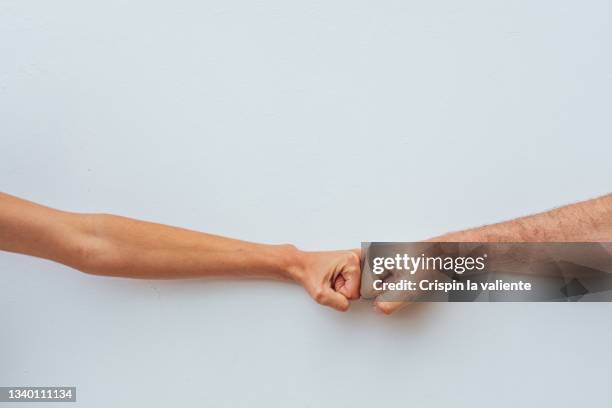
[[272, 244, 307, 283]]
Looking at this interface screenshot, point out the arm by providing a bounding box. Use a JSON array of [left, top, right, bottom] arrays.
[[0, 193, 360, 311], [375, 194, 612, 314], [435, 194, 612, 243]]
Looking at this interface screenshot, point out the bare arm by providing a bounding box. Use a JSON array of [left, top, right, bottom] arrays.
[[434, 194, 612, 243], [0, 193, 360, 311], [375, 194, 612, 314]]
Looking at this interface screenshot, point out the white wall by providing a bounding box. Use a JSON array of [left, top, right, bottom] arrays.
[[1, 1, 611, 406]]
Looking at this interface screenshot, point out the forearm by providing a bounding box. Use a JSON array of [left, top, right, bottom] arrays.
[[79, 213, 302, 280], [80, 215, 360, 309], [0, 193, 302, 280], [374, 194, 612, 314], [432, 194, 612, 242]]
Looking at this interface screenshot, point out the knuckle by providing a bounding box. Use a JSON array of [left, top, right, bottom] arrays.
[[347, 251, 360, 265], [337, 302, 349, 312], [313, 289, 326, 304], [378, 303, 395, 315]]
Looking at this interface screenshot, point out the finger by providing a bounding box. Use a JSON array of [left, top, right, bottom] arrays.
[[316, 289, 350, 312], [373, 269, 414, 315], [333, 274, 346, 292], [336, 276, 359, 300], [374, 299, 408, 315], [360, 267, 388, 299], [359, 245, 392, 299], [336, 252, 361, 300]]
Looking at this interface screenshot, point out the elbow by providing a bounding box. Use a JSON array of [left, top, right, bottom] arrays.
[[65, 213, 123, 277]]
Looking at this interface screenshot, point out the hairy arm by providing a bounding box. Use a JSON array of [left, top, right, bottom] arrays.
[[375, 194, 612, 314], [0, 193, 360, 311], [435, 194, 611, 243]]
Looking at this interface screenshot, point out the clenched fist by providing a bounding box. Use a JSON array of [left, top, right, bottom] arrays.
[[292, 249, 362, 311]]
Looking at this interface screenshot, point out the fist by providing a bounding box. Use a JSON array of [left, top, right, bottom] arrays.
[[295, 249, 361, 311]]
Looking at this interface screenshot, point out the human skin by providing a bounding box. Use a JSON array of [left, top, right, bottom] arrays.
[[0, 193, 361, 312], [374, 193, 612, 315]]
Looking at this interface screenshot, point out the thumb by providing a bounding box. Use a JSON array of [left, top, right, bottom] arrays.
[[315, 288, 350, 312], [374, 299, 408, 315], [373, 268, 412, 315], [334, 250, 362, 300]]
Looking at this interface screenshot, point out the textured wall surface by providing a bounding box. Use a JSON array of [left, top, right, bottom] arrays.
[[1, 1, 611, 406]]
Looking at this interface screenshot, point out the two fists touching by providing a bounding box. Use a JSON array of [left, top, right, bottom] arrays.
[[294, 248, 402, 314], [2, 193, 397, 313], [3, 192, 609, 315]]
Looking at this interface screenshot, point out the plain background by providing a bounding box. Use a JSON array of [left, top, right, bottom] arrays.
[[1, 0, 611, 407]]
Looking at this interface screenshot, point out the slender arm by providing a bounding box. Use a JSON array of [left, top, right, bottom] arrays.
[[0, 193, 361, 311]]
